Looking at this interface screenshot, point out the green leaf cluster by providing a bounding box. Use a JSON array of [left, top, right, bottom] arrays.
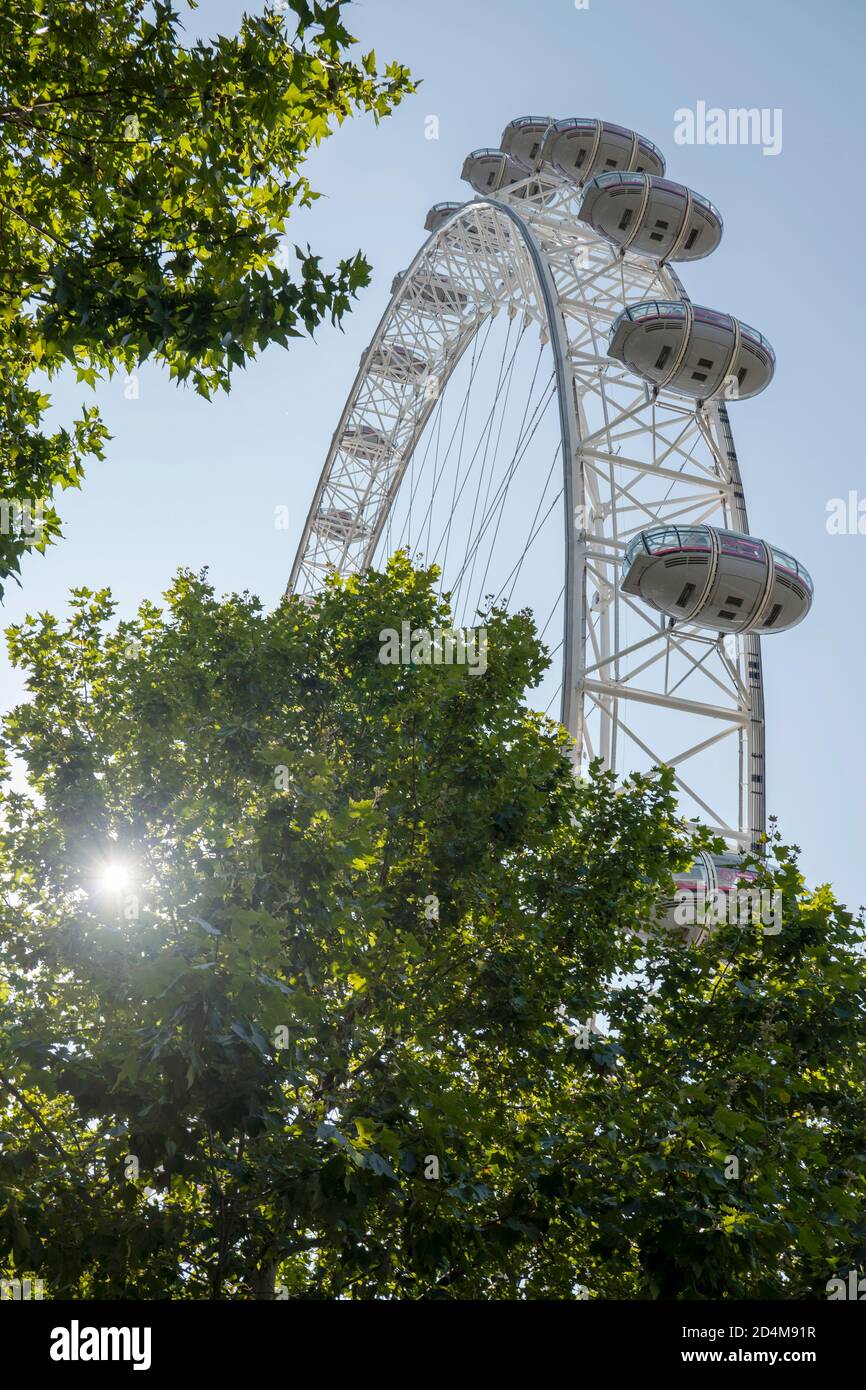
[[0, 555, 862, 1298], [0, 0, 414, 591]]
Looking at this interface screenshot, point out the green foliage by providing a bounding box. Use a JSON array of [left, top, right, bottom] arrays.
[[0, 0, 414, 591], [0, 556, 863, 1298], [551, 846, 866, 1300]]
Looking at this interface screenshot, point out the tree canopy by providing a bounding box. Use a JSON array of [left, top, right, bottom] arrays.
[[0, 556, 863, 1298], [0, 0, 413, 591]]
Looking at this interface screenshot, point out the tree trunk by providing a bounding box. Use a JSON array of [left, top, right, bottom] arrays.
[[252, 1259, 278, 1300]]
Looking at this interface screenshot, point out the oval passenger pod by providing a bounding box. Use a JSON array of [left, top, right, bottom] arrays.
[[540, 117, 665, 184], [580, 172, 723, 262], [620, 524, 813, 635], [608, 300, 775, 401]]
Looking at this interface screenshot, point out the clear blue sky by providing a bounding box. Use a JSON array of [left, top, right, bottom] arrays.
[[3, 0, 864, 909]]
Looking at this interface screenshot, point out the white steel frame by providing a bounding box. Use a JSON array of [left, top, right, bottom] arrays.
[[288, 166, 766, 852]]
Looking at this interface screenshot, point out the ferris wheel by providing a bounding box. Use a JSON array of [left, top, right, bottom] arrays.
[[288, 116, 813, 858]]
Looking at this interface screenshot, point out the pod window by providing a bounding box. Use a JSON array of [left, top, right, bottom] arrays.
[[654, 344, 673, 371]]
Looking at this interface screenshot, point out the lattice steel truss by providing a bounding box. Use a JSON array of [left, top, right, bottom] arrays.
[[288, 165, 765, 851]]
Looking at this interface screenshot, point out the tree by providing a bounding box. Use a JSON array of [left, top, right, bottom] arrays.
[[0, 0, 413, 592], [532, 833, 866, 1300], [1, 555, 863, 1299]]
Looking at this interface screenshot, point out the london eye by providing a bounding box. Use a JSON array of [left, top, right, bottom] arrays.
[[289, 114, 812, 867]]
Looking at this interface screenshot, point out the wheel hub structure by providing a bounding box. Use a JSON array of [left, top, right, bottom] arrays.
[[289, 133, 777, 852]]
